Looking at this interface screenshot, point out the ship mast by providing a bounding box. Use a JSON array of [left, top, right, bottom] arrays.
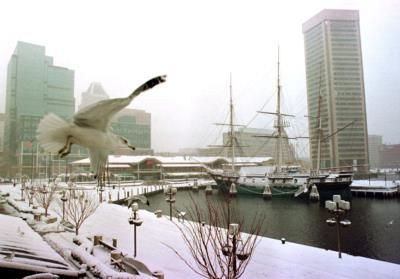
[[316, 79, 322, 174], [229, 73, 236, 172], [315, 63, 324, 174], [276, 47, 283, 173]]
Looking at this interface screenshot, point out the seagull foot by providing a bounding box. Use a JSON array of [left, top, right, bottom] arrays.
[[58, 148, 70, 158]]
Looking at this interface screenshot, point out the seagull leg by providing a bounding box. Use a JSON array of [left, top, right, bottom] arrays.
[[119, 136, 136, 150], [58, 136, 73, 158], [128, 145, 136, 151]]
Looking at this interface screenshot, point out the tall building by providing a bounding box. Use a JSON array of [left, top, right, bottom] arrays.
[[0, 113, 5, 177], [0, 113, 4, 153], [302, 9, 369, 172], [80, 82, 152, 154], [78, 82, 109, 111], [380, 144, 400, 169], [368, 135, 383, 169], [111, 108, 152, 152], [3, 41, 75, 176]]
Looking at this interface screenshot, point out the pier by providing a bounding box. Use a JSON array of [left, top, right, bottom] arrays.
[[350, 180, 400, 199]]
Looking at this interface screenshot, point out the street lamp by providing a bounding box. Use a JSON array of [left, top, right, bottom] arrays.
[[165, 186, 177, 221], [325, 195, 351, 259], [128, 202, 143, 257], [21, 181, 26, 201], [222, 223, 250, 278], [61, 190, 68, 222], [28, 186, 35, 207]]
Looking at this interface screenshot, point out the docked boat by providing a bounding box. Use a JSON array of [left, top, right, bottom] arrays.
[[207, 55, 353, 201]]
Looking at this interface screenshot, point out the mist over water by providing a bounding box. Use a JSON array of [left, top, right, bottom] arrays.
[[147, 190, 400, 264]]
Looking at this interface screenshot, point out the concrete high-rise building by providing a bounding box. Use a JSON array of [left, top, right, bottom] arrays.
[[3, 41, 75, 176], [111, 108, 151, 151], [0, 113, 4, 153], [380, 144, 400, 169], [78, 82, 109, 111], [80, 82, 152, 154], [302, 9, 369, 172], [368, 135, 382, 169]]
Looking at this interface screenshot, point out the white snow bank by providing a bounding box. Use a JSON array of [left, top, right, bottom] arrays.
[[72, 203, 400, 279], [71, 246, 137, 278]]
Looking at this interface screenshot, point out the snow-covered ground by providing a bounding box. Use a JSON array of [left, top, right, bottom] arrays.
[[1, 183, 400, 278]]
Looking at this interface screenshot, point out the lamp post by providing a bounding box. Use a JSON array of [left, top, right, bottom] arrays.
[[165, 186, 177, 221], [325, 195, 351, 259], [222, 223, 250, 278], [41, 185, 49, 216], [128, 202, 143, 257], [28, 186, 35, 207], [21, 180, 26, 201], [61, 190, 68, 222]]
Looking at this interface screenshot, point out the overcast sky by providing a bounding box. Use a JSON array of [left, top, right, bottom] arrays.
[[0, 0, 399, 155]]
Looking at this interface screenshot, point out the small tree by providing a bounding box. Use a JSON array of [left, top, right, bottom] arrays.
[[35, 183, 58, 217], [166, 195, 264, 279], [63, 190, 99, 235]]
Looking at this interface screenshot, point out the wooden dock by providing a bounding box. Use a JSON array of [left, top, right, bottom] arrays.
[[351, 180, 400, 199]]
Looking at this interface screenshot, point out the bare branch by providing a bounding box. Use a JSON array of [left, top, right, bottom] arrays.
[[168, 194, 264, 279]]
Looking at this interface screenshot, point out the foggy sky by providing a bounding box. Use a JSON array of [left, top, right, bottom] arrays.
[[0, 0, 399, 155]]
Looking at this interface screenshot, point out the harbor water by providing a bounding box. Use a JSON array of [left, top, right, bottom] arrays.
[[146, 189, 400, 265]]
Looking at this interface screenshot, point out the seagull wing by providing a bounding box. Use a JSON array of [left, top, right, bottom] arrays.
[[89, 149, 109, 177], [73, 75, 166, 131]]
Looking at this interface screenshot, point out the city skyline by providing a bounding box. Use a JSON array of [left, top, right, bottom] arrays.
[[0, 0, 399, 154]]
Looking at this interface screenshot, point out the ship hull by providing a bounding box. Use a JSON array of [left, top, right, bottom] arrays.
[[208, 169, 352, 201], [314, 181, 352, 201]]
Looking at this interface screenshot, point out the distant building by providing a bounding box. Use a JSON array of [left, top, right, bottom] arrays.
[[0, 113, 4, 153], [0, 113, 5, 177], [111, 108, 152, 153], [380, 144, 400, 169], [179, 127, 295, 164], [223, 127, 295, 163], [303, 9, 369, 172], [78, 82, 109, 111], [368, 135, 383, 169], [71, 155, 272, 180], [80, 82, 152, 155], [3, 41, 75, 177]]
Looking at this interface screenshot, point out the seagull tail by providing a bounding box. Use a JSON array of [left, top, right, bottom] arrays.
[[129, 75, 167, 100], [37, 113, 70, 153]]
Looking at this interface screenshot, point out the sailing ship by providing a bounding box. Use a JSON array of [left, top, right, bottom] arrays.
[[237, 50, 311, 198], [205, 74, 241, 194], [237, 57, 354, 200], [206, 60, 310, 197]]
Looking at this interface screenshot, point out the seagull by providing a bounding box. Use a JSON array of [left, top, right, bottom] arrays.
[[37, 75, 166, 178], [125, 195, 150, 208]]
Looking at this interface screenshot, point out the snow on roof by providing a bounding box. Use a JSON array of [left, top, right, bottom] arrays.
[[0, 214, 69, 270], [72, 155, 272, 166]]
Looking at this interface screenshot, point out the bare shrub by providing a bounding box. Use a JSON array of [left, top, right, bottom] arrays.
[[62, 190, 99, 235], [166, 195, 264, 279], [34, 183, 58, 216]]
